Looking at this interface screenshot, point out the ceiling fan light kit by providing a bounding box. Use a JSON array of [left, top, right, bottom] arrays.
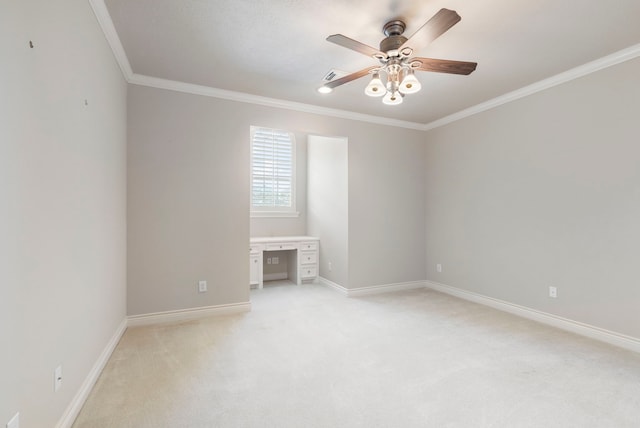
[[382, 90, 403, 105], [365, 61, 423, 105], [320, 8, 477, 106], [399, 69, 421, 94], [364, 72, 386, 97]]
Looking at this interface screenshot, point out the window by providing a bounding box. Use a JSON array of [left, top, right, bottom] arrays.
[[250, 126, 297, 217]]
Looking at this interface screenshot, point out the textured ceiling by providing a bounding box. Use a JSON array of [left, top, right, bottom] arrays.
[[104, 0, 640, 125]]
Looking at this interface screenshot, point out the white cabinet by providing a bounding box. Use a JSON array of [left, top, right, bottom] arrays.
[[249, 244, 263, 287], [298, 241, 319, 280], [299, 241, 318, 251], [266, 243, 297, 251], [249, 236, 319, 288], [299, 264, 317, 279], [249, 254, 260, 285], [299, 250, 317, 265]]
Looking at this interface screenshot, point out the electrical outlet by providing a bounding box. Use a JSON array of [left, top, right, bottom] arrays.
[[7, 412, 19, 428], [54, 365, 62, 392], [549, 286, 557, 298], [328, 261, 332, 271], [272, 256, 279, 265], [436, 263, 442, 273], [198, 280, 207, 293]]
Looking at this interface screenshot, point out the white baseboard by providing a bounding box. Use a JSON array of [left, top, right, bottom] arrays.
[[347, 280, 427, 297], [318, 277, 348, 295], [55, 318, 127, 428], [425, 280, 640, 354], [127, 302, 251, 327], [318, 277, 427, 297]]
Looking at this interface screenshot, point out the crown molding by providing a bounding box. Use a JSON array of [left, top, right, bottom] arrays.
[[88, 0, 133, 79], [422, 43, 640, 131], [128, 73, 426, 130], [90, 0, 640, 133], [86, 0, 424, 131]]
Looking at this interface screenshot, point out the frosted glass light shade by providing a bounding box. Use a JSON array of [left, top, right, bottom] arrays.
[[317, 86, 333, 94], [399, 69, 421, 94], [364, 73, 387, 97], [382, 90, 403, 105]]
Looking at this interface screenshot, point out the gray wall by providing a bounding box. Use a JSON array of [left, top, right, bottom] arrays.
[[127, 85, 426, 309], [308, 136, 349, 286], [424, 57, 640, 339], [348, 131, 427, 288], [127, 87, 250, 315], [0, 0, 128, 426]]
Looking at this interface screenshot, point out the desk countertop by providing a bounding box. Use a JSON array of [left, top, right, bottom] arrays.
[[250, 236, 319, 244]]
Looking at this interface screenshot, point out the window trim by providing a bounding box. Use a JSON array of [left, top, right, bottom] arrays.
[[250, 126, 299, 218]]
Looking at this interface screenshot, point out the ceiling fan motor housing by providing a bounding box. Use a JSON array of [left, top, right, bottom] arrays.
[[380, 20, 408, 54]]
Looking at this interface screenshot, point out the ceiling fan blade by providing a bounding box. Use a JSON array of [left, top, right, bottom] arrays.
[[401, 8, 461, 51], [412, 57, 477, 75], [323, 66, 379, 89], [327, 34, 387, 59]]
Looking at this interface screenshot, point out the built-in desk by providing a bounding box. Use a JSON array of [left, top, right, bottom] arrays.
[[250, 236, 319, 288]]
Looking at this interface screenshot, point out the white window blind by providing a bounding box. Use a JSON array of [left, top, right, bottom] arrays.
[[250, 127, 296, 215]]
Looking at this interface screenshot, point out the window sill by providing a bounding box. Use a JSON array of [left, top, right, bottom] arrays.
[[250, 211, 300, 218]]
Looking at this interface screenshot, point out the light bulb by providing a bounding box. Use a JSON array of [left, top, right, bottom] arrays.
[[382, 90, 403, 105], [399, 69, 421, 94], [364, 72, 387, 97], [317, 85, 332, 94]]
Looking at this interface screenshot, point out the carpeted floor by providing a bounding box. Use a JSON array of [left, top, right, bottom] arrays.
[[73, 281, 640, 427]]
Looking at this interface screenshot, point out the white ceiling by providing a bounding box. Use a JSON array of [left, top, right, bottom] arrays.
[[103, 0, 640, 126]]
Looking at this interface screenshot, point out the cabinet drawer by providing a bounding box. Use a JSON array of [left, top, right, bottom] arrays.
[[299, 241, 318, 251], [300, 265, 317, 279], [266, 243, 296, 251], [300, 251, 317, 265]]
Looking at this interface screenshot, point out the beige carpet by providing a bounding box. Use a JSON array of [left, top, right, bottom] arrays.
[[73, 282, 640, 427]]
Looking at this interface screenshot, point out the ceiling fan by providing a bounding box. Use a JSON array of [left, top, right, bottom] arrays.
[[319, 8, 477, 105]]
